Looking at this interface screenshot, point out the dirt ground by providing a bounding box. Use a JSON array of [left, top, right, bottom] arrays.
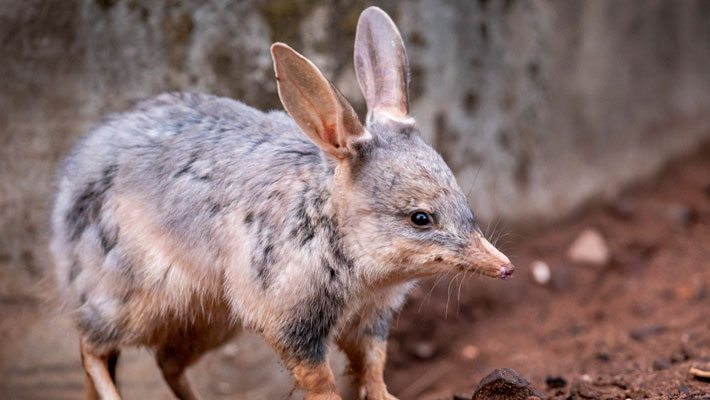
[[1, 144, 709, 400], [386, 144, 710, 399]]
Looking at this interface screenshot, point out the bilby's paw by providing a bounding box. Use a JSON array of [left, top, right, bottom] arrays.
[[304, 392, 343, 400], [359, 385, 400, 400]]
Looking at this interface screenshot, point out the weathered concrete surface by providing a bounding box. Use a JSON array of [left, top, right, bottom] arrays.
[[2, 1, 710, 263], [399, 0, 710, 224], [1, 0, 710, 399]]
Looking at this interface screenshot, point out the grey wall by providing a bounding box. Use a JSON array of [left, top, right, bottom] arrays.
[[2, 0, 710, 272]]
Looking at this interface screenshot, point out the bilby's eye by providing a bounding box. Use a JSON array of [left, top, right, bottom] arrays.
[[410, 211, 432, 228]]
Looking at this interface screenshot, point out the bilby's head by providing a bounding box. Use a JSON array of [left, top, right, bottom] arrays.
[[271, 7, 513, 285]]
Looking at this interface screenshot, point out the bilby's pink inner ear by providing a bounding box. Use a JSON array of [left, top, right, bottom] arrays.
[[271, 43, 367, 159], [354, 6, 410, 120]]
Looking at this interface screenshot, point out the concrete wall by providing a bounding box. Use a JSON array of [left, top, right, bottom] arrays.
[[2, 0, 710, 283]]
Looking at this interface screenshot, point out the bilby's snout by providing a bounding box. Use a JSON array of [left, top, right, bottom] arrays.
[[465, 233, 514, 280]]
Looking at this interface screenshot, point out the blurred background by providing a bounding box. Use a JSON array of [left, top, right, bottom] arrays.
[[1, 1, 709, 399]]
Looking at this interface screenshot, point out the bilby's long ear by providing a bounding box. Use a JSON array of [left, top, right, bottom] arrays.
[[271, 43, 368, 159], [354, 6, 410, 120]]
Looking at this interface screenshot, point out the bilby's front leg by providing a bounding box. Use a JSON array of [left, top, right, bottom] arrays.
[[337, 312, 399, 400], [265, 311, 343, 399], [291, 362, 342, 400]]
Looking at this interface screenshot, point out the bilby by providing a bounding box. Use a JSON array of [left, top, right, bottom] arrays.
[[50, 7, 513, 400]]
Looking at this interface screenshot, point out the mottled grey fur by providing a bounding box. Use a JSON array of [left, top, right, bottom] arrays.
[[53, 89, 474, 359], [50, 7, 510, 399]]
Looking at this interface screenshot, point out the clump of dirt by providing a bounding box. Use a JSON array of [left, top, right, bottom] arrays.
[[385, 144, 710, 399]]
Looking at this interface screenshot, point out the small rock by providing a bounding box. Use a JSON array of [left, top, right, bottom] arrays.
[[631, 302, 656, 318], [545, 376, 567, 389], [667, 203, 698, 228], [216, 380, 233, 394], [609, 377, 629, 390], [610, 198, 636, 219], [222, 343, 239, 358], [531, 260, 552, 285], [550, 263, 573, 291], [461, 344, 480, 360], [675, 285, 695, 300], [567, 228, 611, 267], [652, 359, 671, 371], [569, 322, 586, 336], [410, 341, 436, 359], [670, 349, 688, 363], [573, 382, 601, 399], [471, 368, 546, 400], [630, 324, 667, 341], [680, 342, 697, 360]]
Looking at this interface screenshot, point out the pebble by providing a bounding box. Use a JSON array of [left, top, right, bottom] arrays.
[[550, 263, 573, 292], [652, 359, 671, 371], [630, 324, 667, 341], [609, 377, 629, 390], [667, 203, 698, 228], [531, 260, 551, 285], [573, 381, 601, 399], [670, 349, 688, 363], [411, 341, 436, 360], [222, 343, 239, 358], [461, 344, 480, 360], [216, 380, 233, 394], [567, 228, 611, 267], [610, 198, 636, 219], [675, 285, 695, 300], [545, 375, 567, 389], [471, 368, 546, 400]]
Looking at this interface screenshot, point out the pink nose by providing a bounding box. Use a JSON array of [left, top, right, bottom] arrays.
[[500, 264, 515, 280]]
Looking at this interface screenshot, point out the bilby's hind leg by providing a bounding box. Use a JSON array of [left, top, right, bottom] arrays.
[[154, 299, 237, 400], [80, 340, 121, 400], [83, 372, 98, 400], [155, 342, 204, 400], [107, 349, 120, 385]]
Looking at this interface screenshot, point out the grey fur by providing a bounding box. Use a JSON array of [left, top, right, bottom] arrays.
[[53, 89, 471, 352], [363, 307, 395, 341], [50, 7, 510, 398]]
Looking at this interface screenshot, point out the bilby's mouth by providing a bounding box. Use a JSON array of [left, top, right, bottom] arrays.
[[473, 263, 514, 280]]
